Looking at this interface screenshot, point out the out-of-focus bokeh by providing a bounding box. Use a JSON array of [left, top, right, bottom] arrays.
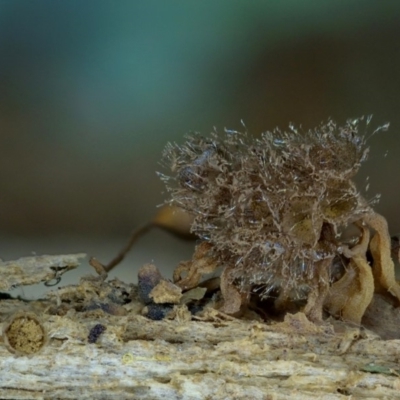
[[1, 1, 400, 296]]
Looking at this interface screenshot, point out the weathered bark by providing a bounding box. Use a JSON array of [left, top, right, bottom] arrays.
[[1, 255, 400, 399]]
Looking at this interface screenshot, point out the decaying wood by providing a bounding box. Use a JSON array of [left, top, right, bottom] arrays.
[[1, 255, 400, 399], [0, 253, 86, 291]]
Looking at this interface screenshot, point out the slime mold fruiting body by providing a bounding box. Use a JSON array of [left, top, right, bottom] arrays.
[[160, 118, 400, 323]]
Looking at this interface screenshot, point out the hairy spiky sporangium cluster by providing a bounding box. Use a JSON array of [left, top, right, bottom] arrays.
[[159, 118, 400, 323]]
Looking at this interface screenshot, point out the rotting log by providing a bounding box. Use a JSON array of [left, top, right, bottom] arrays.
[[1, 255, 400, 399]]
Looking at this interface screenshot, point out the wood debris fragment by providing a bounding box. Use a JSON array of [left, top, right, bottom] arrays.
[[0, 253, 86, 291]]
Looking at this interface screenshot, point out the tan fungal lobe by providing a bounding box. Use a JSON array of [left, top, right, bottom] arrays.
[[173, 242, 219, 291], [152, 205, 194, 239], [365, 213, 400, 300]]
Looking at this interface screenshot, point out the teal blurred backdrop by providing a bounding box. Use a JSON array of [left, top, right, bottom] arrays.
[[1, 1, 400, 292]]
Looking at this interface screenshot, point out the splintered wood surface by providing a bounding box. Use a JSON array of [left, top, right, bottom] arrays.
[[1, 255, 400, 399]]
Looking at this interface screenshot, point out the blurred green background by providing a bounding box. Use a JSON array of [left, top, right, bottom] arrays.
[[1, 1, 400, 294]]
